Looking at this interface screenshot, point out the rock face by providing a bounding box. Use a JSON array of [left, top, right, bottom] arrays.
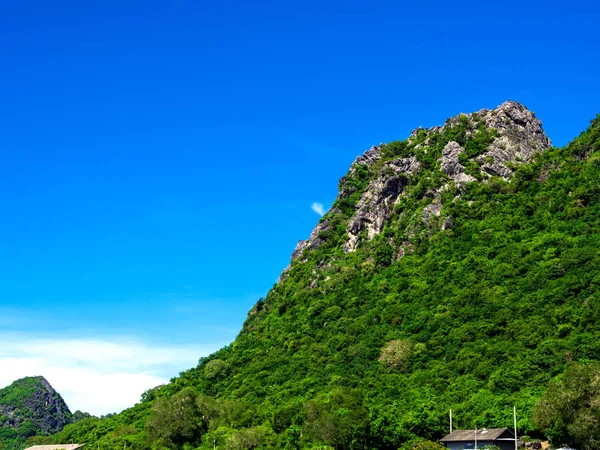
[[476, 101, 551, 177], [291, 218, 330, 261], [344, 157, 420, 252], [279, 145, 384, 279], [440, 141, 475, 185], [438, 101, 551, 178], [0, 376, 72, 434], [282, 100, 551, 269]]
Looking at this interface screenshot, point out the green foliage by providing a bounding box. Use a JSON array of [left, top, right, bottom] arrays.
[[225, 426, 267, 450], [303, 388, 368, 450], [533, 362, 600, 450], [204, 359, 232, 380], [11, 112, 600, 450], [146, 387, 205, 448], [399, 438, 446, 450], [0, 378, 40, 407], [0, 377, 73, 449]]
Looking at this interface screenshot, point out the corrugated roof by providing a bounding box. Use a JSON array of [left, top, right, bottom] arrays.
[[24, 445, 85, 450], [441, 428, 512, 442]]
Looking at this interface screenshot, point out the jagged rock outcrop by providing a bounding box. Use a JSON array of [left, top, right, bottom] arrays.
[[291, 218, 330, 261], [278, 215, 337, 283], [440, 141, 475, 185], [0, 376, 72, 434], [279, 145, 384, 277], [282, 100, 551, 267], [348, 145, 381, 176], [478, 101, 551, 177], [442, 101, 551, 178], [344, 157, 420, 252]]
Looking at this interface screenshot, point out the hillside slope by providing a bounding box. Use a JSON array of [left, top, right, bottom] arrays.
[[0, 376, 72, 447], [45, 102, 600, 450]]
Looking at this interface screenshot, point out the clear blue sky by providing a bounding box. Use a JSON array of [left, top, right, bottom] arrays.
[[0, 0, 598, 413]]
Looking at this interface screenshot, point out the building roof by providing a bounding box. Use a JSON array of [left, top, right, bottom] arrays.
[[24, 445, 85, 450], [441, 428, 514, 442]]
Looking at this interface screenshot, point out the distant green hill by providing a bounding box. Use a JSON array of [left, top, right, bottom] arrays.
[[18, 102, 600, 450], [0, 376, 72, 448]]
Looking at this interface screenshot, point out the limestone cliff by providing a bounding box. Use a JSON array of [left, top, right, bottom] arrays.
[[0, 376, 72, 435], [285, 100, 551, 266]]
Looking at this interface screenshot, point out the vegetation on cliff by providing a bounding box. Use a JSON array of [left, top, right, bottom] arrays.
[[8, 103, 600, 450], [0, 376, 72, 449]]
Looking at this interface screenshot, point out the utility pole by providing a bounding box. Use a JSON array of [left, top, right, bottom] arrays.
[[514, 406, 518, 450], [474, 427, 478, 450], [450, 409, 453, 433]]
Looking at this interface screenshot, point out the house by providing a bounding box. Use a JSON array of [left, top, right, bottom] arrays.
[[24, 445, 85, 450], [441, 428, 519, 450]]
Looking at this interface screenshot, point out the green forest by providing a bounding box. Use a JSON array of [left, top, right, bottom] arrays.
[[4, 105, 600, 450]]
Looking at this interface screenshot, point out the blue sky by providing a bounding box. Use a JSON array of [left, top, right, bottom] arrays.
[[0, 0, 598, 414]]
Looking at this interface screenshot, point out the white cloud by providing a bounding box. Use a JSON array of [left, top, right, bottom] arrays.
[[311, 202, 326, 216], [0, 334, 221, 416]]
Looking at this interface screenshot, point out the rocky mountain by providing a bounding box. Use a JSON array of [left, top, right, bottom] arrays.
[[43, 101, 600, 450], [0, 376, 72, 446], [287, 101, 551, 264]]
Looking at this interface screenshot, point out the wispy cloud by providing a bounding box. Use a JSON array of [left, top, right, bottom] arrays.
[[311, 202, 326, 216], [0, 334, 222, 416]]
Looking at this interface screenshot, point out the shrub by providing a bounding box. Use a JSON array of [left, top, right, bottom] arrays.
[[204, 359, 231, 380], [378, 339, 413, 372]]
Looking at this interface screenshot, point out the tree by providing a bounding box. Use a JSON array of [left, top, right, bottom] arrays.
[[533, 362, 600, 450], [146, 387, 205, 448], [379, 339, 413, 372], [204, 359, 231, 380], [226, 427, 264, 450], [400, 438, 447, 450], [304, 388, 369, 450]]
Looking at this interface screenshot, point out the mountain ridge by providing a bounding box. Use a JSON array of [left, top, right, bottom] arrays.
[[13, 101, 600, 450], [287, 100, 551, 268]]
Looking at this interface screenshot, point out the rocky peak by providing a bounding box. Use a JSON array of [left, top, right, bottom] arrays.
[[0, 376, 72, 434], [462, 100, 551, 178], [281, 101, 551, 269]]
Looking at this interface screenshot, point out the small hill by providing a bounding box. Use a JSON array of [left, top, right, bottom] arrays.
[[0, 377, 72, 446]]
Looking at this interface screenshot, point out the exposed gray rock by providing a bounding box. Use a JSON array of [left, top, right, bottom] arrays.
[[422, 199, 442, 220], [421, 197, 453, 234], [477, 102, 551, 177], [476, 101, 551, 178], [434, 101, 551, 179], [337, 145, 383, 200], [0, 376, 72, 434], [344, 157, 420, 252], [278, 100, 551, 279], [440, 141, 475, 185], [442, 215, 453, 230], [352, 145, 381, 168], [290, 240, 309, 261], [291, 216, 332, 260], [279, 144, 385, 281], [278, 218, 332, 283], [409, 126, 424, 140]]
